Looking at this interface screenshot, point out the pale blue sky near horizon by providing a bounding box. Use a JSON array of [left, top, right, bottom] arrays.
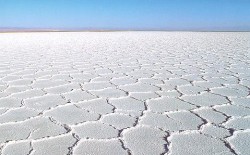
[[0, 0, 250, 31]]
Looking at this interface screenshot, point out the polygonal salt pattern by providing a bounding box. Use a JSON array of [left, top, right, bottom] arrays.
[[230, 97, 250, 108], [211, 84, 249, 97], [225, 117, 250, 130], [44, 105, 100, 125], [89, 87, 127, 98], [74, 139, 127, 155], [119, 82, 160, 92], [140, 111, 203, 131], [148, 97, 196, 112], [31, 79, 68, 89], [169, 132, 234, 155], [2, 141, 31, 155], [156, 90, 181, 98], [76, 98, 114, 114], [44, 83, 79, 94], [10, 89, 45, 99], [63, 89, 96, 102], [111, 77, 137, 85], [0, 97, 22, 108], [101, 113, 136, 129], [0, 117, 67, 143], [73, 122, 119, 139], [202, 124, 231, 138], [0, 32, 249, 154], [193, 108, 227, 124], [31, 134, 77, 155], [193, 81, 222, 89], [123, 126, 167, 155], [0, 107, 39, 123], [215, 105, 250, 117], [82, 81, 115, 90], [177, 85, 206, 95], [227, 131, 250, 155], [109, 97, 145, 111], [181, 92, 229, 107], [129, 92, 159, 101], [24, 94, 67, 111]]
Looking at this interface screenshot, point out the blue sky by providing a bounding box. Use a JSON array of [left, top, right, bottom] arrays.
[[0, 0, 250, 31]]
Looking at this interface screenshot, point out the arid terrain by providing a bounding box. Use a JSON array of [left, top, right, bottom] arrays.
[[0, 32, 249, 155]]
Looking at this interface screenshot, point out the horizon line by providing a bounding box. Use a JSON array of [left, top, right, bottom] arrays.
[[1, 28, 250, 33], [1, 26, 250, 32]]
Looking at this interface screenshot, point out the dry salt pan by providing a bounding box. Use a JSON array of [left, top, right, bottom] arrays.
[[0, 32, 249, 154]]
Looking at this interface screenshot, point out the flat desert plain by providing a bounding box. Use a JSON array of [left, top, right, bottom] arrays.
[[0, 32, 249, 155]]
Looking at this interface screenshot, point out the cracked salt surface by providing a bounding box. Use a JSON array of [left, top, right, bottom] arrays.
[[169, 132, 234, 155], [0, 32, 250, 154]]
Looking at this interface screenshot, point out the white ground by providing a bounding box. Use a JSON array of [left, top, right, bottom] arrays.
[[0, 32, 249, 155]]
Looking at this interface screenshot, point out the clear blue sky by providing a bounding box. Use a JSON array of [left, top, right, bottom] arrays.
[[0, 0, 250, 31]]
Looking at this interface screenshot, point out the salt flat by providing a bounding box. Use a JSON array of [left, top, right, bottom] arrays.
[[0, 32, 249, 155]]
